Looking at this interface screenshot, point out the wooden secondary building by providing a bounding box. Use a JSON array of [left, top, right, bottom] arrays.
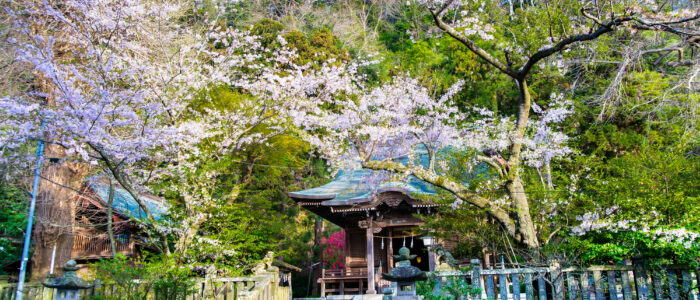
[[71, 179, 168, 260], [290, 169, 441, 296]]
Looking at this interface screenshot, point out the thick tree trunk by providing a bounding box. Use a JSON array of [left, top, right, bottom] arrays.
[[29, 17, 89, 279], [502, 79, 539, 248], [313, 217, 324, 247], [30, 145, 87, 280], [174, 191, 198, 255], [508, 79, 531, 165], [505, 178, 539, 248]]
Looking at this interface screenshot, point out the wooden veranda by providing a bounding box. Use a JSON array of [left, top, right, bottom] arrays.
[[70, 234, 135, 259], [319, 268, 392, 297]]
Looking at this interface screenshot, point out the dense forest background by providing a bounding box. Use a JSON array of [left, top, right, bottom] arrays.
[[0, 0, 698, 297]]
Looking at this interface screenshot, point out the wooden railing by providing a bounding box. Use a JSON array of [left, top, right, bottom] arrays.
[[319, 267, 370, 296], [430, 259, 700, 300], [71, 234, 134, 259], [322, 267, 368, 279]]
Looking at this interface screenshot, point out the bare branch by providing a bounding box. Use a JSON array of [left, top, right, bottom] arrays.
[[433, 0, 455, 17], [581, 8, 604, 27], [518, 16, 633, 78], [519, 12, 699, 78], [545, 226, 562, 245], [597, 41, 688, 121], [631, 14, 700, 36], [429, 5, 518, 78]]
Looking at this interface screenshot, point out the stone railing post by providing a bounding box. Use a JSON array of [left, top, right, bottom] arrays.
[[268, 265, 280, 298], [633, 260, 650, 300], [549, 260, 564, 300], [470, 259, 482, 300]]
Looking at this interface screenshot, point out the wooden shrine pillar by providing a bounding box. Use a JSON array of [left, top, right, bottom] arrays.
[[386, 229, 393, 270], [360, 219, 378, 294], [365, 225, 376, 294]]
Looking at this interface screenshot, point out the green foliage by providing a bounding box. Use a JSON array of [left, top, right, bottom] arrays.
[[91, 254, 197, 300], [190, 138, 329, 273], [558, 230, 700, 266], [550, 125, 700, 264], [251, 18, 285, 47], [417, 277, 450, 300], [283, 28, 350, 67], [174, 110, 331, 274], [417, 269, 480, 300], [0, 185, 26, 272]]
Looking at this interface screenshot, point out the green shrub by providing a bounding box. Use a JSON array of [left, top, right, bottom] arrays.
[[90, 254, 197, 300], [417, 268, 479, 300]]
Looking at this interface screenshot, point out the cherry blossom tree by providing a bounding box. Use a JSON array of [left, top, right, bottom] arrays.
[[1, 0, 381, 269], [422, 0, 698, 248], [1, 0, 329, 264], [1, 0, 192, 272], [2, 0, 243, 256], [298, 72, 574, 248], [300, 0, 698, 249]]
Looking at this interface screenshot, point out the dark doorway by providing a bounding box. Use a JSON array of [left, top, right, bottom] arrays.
[[391, 235, 429, 271]]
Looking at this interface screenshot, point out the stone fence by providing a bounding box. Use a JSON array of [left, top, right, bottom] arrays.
[[0, 252, 293, 300], [430, 259, 699, 300]]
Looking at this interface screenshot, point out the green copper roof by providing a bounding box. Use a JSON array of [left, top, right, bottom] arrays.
[[289, 146, 441, 205], [289, 169, 438, 206], [289, 145, 490, 206], [88, 180, 169, 220]]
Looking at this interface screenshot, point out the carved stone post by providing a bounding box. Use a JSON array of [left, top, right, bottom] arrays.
[[428, 249, 436, 272], [470, 259, 482, 300]]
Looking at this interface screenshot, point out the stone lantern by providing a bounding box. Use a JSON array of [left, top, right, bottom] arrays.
[[42, 260, 93, 300], [381, 247, 427, 299]]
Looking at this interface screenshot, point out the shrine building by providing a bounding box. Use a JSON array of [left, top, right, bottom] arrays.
[[290, 167, 444, 296]]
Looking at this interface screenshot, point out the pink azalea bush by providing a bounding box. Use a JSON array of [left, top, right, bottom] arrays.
[[321, 230, 346, 270]]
